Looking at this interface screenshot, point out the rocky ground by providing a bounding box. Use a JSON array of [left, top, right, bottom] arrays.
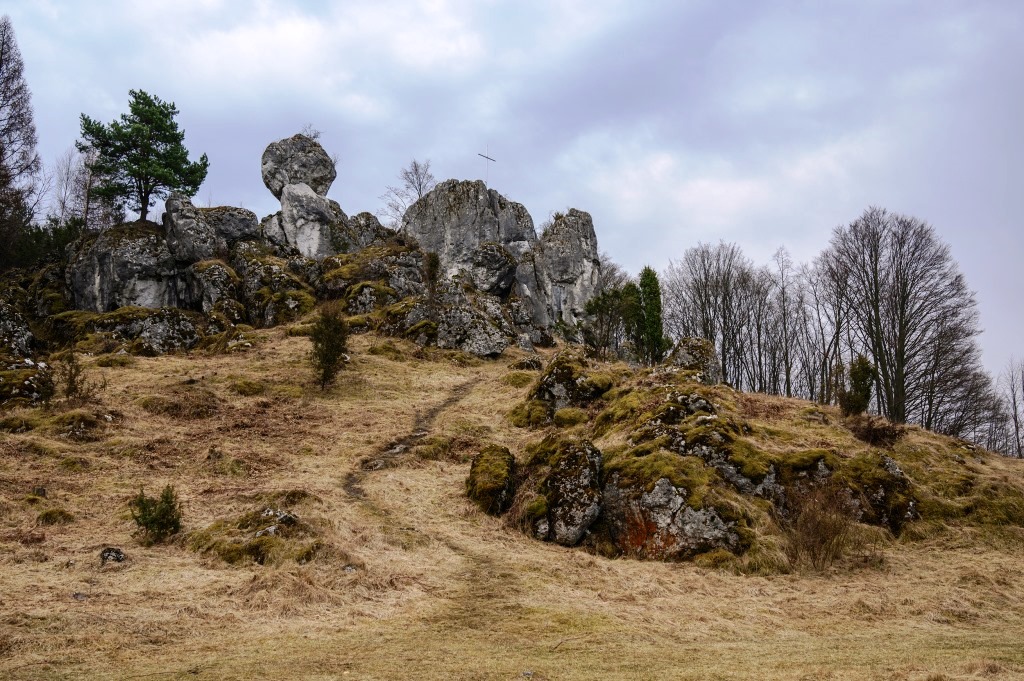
[[1, 329, 1024, 680]]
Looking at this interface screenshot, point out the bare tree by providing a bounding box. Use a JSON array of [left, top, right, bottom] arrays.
[[379, 159, 437, 227], [0, 15, 40, 193], [1000, 358, 1024, 457], [822, 207, 986, 431]]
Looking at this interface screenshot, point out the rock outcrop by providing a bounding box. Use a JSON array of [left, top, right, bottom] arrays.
[[601, 475, 741, 560], [164, 195, 260, 263], [537, 209, 600, 327], [666, 337, 721, 385], [401, 180, 601, 332], [516, 436, 603, 546], [49, 132, 604, 358], [261, 134, 337, 199], [68, 223, 183, 312]]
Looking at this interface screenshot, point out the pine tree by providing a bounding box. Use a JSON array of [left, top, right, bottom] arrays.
[[637, 266, 669, 365], [78, 90, 209, 222]]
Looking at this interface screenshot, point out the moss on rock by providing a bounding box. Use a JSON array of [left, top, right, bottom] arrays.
[[466, 444, 517, 515]]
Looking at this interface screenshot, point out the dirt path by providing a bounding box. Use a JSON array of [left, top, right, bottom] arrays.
[[342, 378, 476, 499]]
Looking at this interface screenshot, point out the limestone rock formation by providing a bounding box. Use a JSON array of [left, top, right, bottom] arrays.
[[601, 475, 741, 560], [402, 179, 538, 278], [164, 194, 260, 263], [277, 183, 349, 259], [537, 209, 600, 327], [665, 337, 721, 384], [518, 437, 603, 547], [401, 180, 601, 333], [67, 223, 182, 312], [50, 131, 605, 358], [261, 134, 336, 199]]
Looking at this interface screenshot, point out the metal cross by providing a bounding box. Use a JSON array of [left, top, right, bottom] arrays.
[[478, 146, 496, 185]]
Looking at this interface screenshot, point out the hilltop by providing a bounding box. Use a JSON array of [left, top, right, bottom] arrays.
[[1, 327, 1024, 679]]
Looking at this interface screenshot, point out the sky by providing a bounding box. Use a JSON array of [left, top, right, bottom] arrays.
[[7, 0, 1023, 374]]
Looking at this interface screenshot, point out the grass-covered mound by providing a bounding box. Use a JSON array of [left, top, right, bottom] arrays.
[[493, 355, 1024, 570]]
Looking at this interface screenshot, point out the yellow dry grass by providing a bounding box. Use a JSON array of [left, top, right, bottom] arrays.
[[1, 329, 1023, 680]]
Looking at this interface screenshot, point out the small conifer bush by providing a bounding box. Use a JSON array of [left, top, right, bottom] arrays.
[[130, 484, 183, 544], [839, 354, 875, 416], [309, 302, 349, 390]]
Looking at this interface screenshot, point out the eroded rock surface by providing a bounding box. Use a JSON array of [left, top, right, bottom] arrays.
[[602, 475, 741, 560], [261, 134, 337, 199], [67, 223, 182, 312], [518, 437, 603, 546]]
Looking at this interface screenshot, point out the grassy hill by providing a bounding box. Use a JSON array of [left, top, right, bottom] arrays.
[[2, 329, 1024, 680]]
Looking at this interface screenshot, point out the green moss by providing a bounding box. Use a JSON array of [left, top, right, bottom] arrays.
[[593, 390, 644, 436], [0, 413, 43, 433], [524, 495, 548, 522], [404, 319, 437, 342], [37, 508, 74, 525], [581, 372, 615, 395], [694, 548, 740, 570], [509, 399, 550, 428], [502, 371, 535, 389], [466, 444, 517, 514], [286, 324, 313, 337], [728, 439, 772, 480], [837, 451, 916, 532], [553, 407, 589, 427], [230, 379, 265, 396], [95, 353, 135, 368], [189, 503, 325, 566], [48, 409, 100, 432], [412, 436, 454, 462], [194, 259, 241, 283], [345, 281, 397, 307], [603, 448, 715, 508]]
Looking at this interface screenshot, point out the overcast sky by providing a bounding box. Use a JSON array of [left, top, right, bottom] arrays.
[[7, 0, 1023, 373]]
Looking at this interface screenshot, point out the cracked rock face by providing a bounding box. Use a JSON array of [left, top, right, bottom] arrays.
[[261, 134, 337, 199], [402, 180, 601, 331], [278, 183, 349, 259], [602, 475, 740, 560], [525, 438, 603, 547], [67, 223, 182, 312], [164, 194, 260, 263], [537, 209, 600, 327]]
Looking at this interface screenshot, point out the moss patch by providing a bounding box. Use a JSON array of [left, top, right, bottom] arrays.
[[37, 508, 75, 525], [502, 371, 535, 389], [466, 444, 517, 515]]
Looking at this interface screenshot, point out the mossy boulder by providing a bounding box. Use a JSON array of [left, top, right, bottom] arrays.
[[531, 346, 615, 411], [42, 306, 205, 355], [664, 337, 721, 384], [514, 436, 602, 546], [600, 471, 745, 561], [466, 444, 517, 515]]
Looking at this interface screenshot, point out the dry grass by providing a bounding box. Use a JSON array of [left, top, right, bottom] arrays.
[[1, 329, 1023, 679]]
